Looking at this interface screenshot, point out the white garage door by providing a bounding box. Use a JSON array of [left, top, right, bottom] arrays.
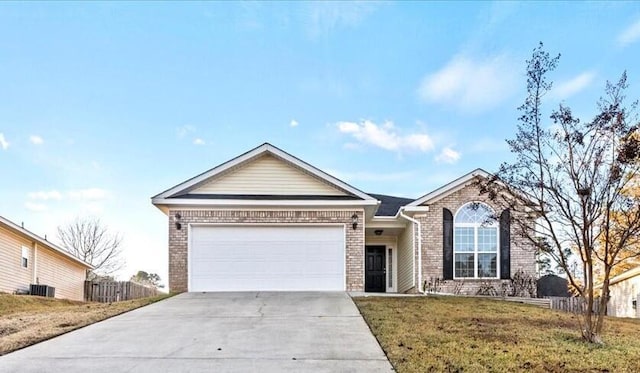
[[189, 225, 345, 291]]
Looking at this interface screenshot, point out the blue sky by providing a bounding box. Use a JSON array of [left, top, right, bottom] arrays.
[[1, 2, 639, 283]]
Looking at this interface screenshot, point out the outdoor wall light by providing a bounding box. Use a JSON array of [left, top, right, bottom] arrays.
[[374, 229, 383, 236], [175, 213, 182, 230], [351, 213, 359, 230]]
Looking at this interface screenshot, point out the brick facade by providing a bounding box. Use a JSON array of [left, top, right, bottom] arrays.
[[415, 182, 537, 295], [164, 183, 535, 295], [168, 209, 364, 293]]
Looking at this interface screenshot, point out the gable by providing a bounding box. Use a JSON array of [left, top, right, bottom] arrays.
[[409, 169, 490, 206], [417, 177, 483, 207], [188, 154, 348, 196]]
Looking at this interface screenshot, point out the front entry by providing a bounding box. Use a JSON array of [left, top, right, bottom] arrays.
[[365, 246, 386, 292]]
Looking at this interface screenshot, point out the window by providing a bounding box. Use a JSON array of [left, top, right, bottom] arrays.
[[21, 247, 29, 268], [454, 202, 498, 278]]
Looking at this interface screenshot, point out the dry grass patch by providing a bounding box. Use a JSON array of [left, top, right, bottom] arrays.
[[354, 296, 640, 373], [0, 292, 171, 355]]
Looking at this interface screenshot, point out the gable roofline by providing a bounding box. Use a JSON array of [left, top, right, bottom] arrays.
[[0, 216, 94, 269], [152, 143, 378, 204], [408, 168, 492, 206]]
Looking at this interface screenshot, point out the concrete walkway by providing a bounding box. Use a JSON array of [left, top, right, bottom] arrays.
[[0, 292, 393, 372]]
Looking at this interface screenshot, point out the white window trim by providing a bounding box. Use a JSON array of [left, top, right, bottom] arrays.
[[21, 246, 29, 269], [388, 247, 393, 289], [453, 202, 500, 280]]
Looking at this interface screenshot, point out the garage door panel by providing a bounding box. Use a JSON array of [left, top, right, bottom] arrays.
[[189, 226, 345, 291]]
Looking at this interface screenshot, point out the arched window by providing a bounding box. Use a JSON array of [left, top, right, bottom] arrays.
[[454, 202, 499, 278]]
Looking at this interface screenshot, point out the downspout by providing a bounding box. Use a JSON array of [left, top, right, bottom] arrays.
[[32, 242, 38, 284], [399, 208, 422, 293]]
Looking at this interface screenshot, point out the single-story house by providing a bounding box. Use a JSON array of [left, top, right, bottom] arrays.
[[606, 267, 640, 318], [0, 216, 93, 301], [152, 143, 535, 293]]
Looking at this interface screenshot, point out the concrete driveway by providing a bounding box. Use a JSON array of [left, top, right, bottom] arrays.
[[0, 292, 393, 372]]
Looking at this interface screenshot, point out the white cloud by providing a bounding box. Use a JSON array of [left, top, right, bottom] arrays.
[[336, 120, 434, 153], [0, 133, 9, 150], [551, 71, 596, 100], [305, 2, 377, 39], [193, 138, 205, 145], [25, 202, 47, 212], [176, 125, 195, 138], [404, 134, 434, 152], [617, 18, 640, 47], [290, 119, 299, 127], [67, 188, 109, 201], [417, 54, 518, 112], [29, 135, 44, 145], [28, 190, 63, 201], [435, 147, 461, 164]]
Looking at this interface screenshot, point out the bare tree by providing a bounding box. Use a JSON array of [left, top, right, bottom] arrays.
[[58, 217, 125, 278], [479, 43, 640, 344]]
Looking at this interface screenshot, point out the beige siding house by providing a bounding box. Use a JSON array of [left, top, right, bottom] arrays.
[[152, 143, 536, 294], [606, 267, 640, 318], [0, 216, 93, 301]]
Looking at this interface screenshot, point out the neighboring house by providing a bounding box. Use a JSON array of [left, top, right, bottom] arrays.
[[0, 216, 93, 301], [606, 267, 640, 318], [152, 143, 536, 294], [537, 274, 571, 297]]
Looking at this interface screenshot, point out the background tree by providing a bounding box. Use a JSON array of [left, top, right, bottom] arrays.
[[130, 270, 163, 288], [58, 217, 125, 279], [480, 43, 640, 344], [596, 159, 640, 280]]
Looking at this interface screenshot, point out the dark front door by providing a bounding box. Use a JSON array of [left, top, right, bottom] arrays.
[[365, 246, 386, 292]]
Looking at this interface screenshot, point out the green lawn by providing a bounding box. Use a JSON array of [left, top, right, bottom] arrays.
[[354, 296, 640, 373]]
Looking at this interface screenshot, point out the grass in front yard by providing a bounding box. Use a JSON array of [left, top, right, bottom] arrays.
[[354, 296, 640, 373], [0, 292, 171, 355]]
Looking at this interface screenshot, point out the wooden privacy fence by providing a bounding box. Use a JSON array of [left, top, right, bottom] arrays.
[[481, 295, 551, 309], [84, 281, 159, 303], [546, 296, 604, 314]]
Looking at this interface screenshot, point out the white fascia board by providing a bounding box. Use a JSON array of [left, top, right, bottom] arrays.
[[0, 216, 94, 269], [152, 201, 379, 215], [408, 168, 491, 206], [607, 267, 640, 287], [153, 198, 379, 208], [366, 206, 429, 221], [370, 216, 398, 220], [367, 217, 407, 229], [402, 206, 430, 213], [152, 143, 377, 202]]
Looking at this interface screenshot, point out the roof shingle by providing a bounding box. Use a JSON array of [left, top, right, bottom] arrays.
[[369, 193, 415, 216]]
